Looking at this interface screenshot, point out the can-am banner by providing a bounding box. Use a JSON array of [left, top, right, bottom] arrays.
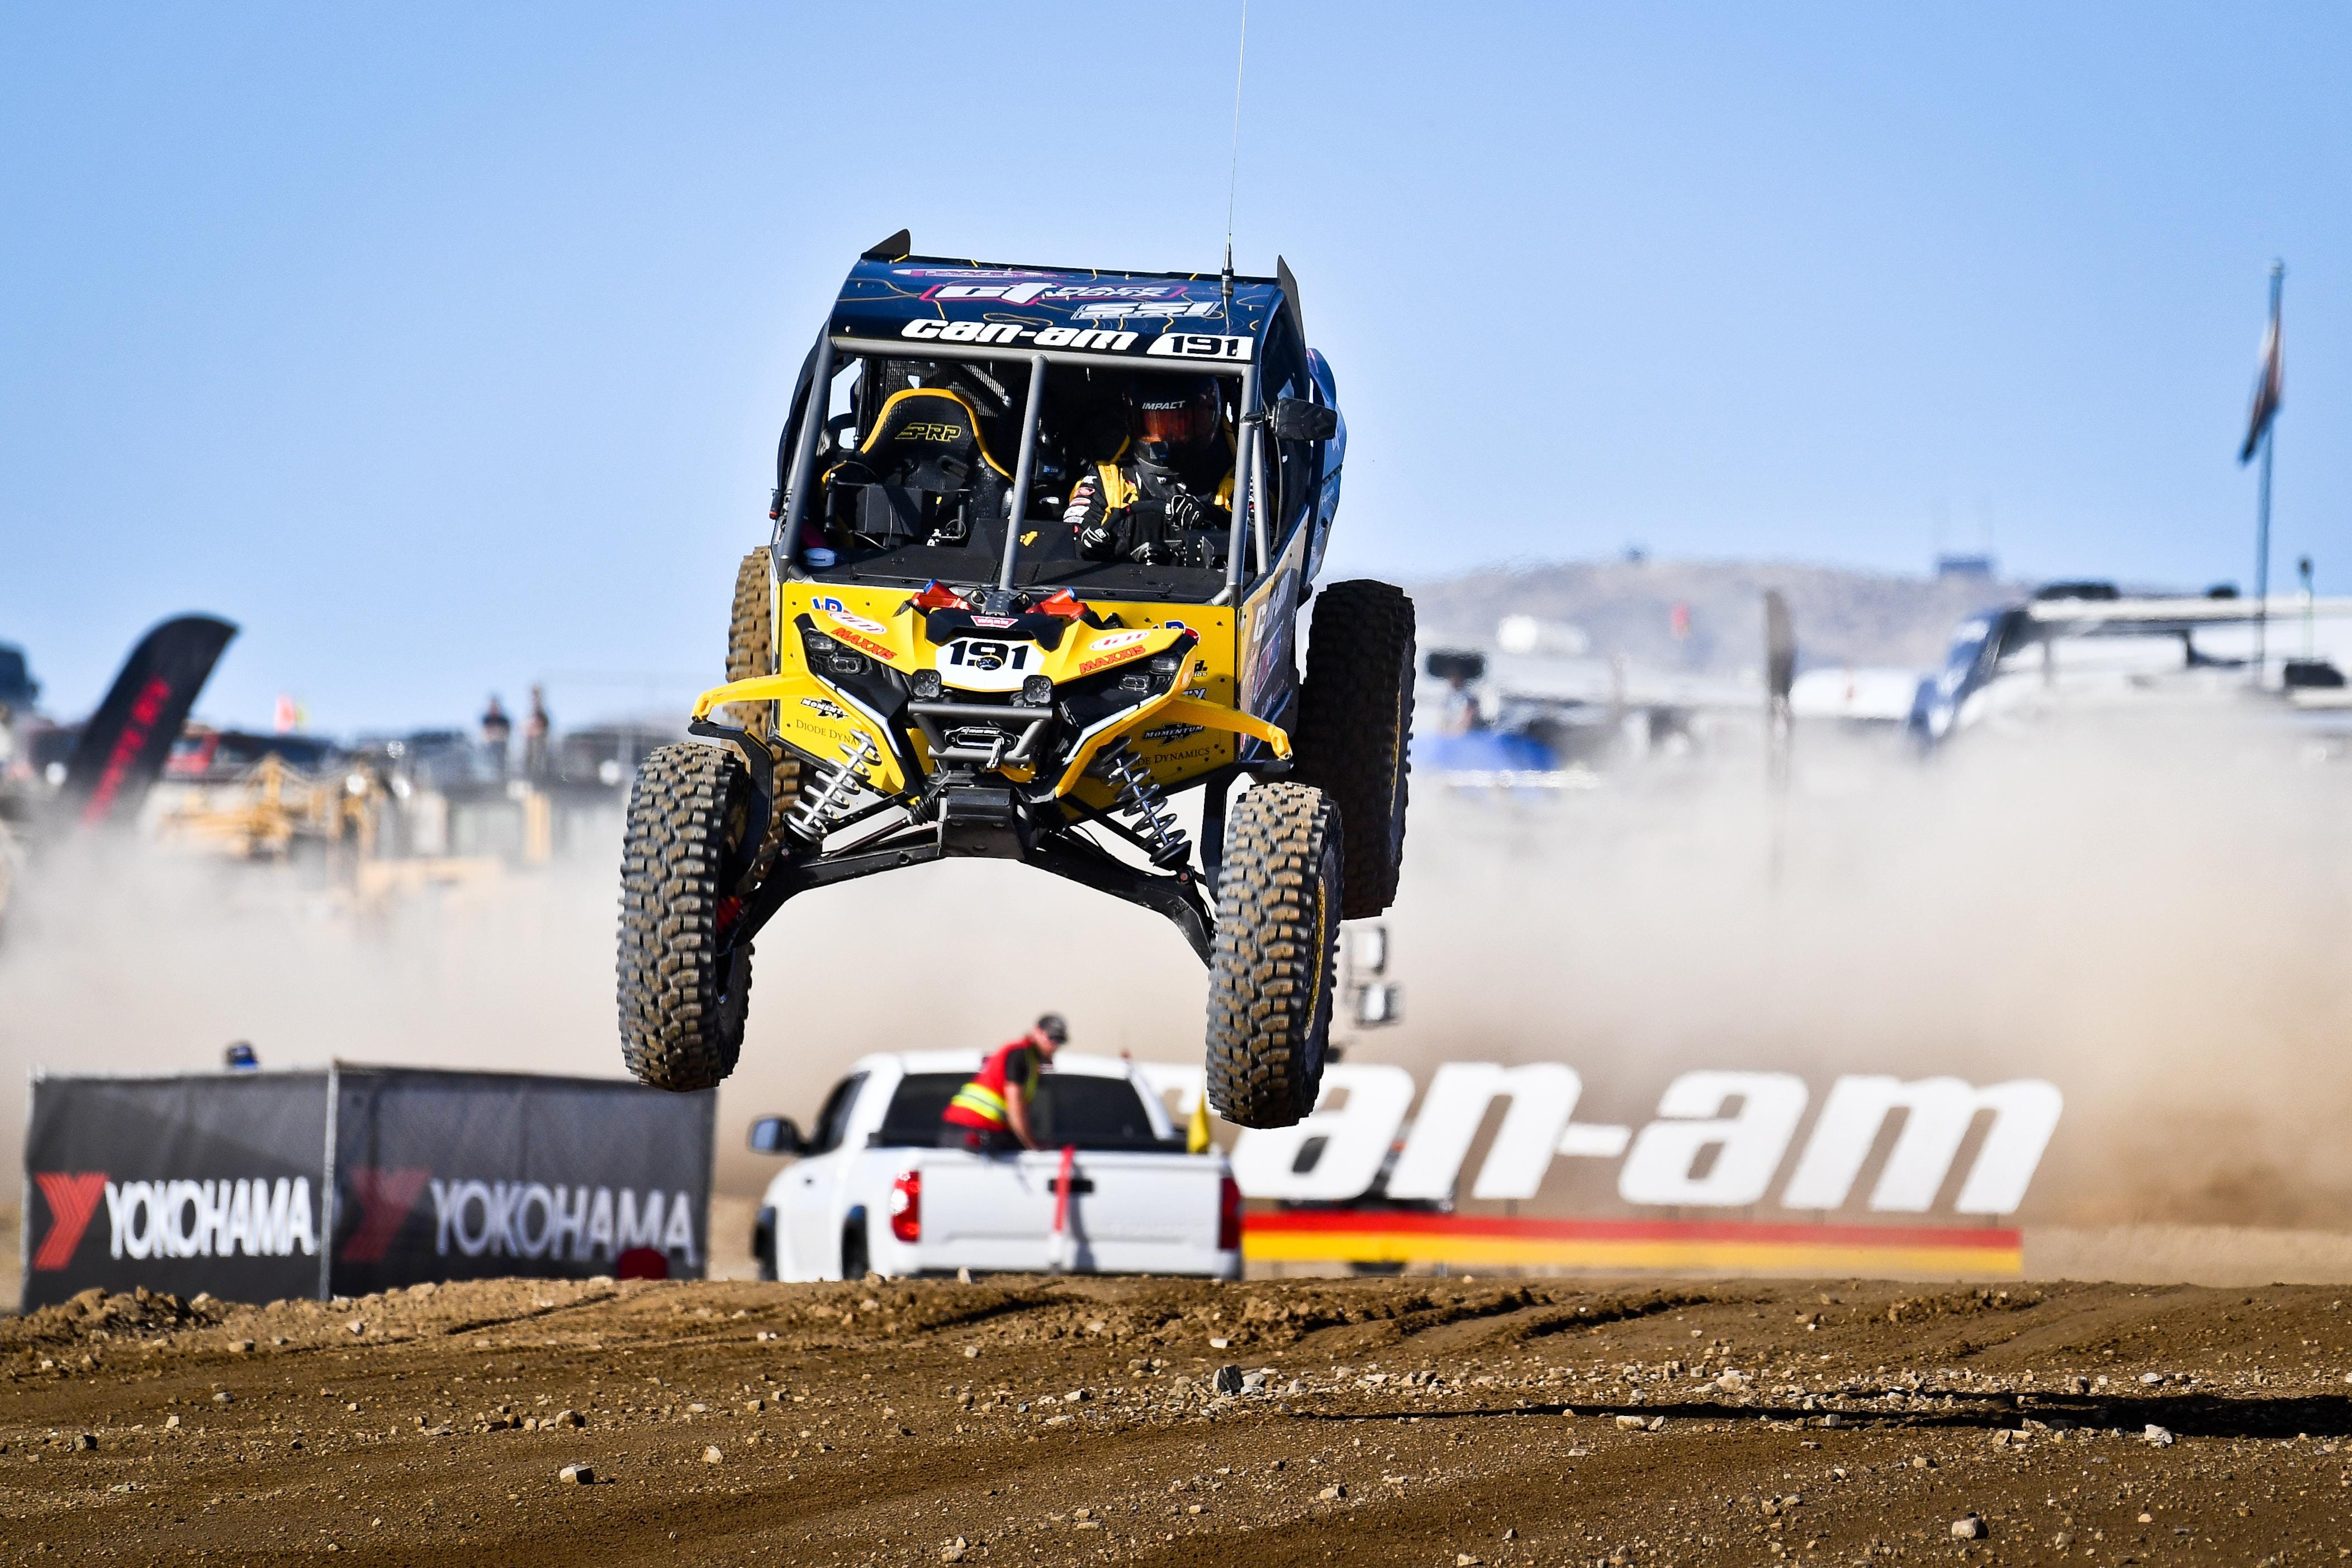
[[22, 1067, 714, 1309], [1175, 1063, 2062, 1211], [1142, 1061, 2062, 1275]]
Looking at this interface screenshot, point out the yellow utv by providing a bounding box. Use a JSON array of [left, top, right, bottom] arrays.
[[618, 232, 1414, 1128]]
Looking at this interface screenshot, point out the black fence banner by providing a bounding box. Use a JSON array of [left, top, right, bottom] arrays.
[[20, 1066, 715, 1308], [22, 1072, 330, 1310], [326, 1068, 715, 1296]]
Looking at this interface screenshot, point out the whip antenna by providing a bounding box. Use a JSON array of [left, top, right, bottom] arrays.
[[1221, 0, 1249, 319]]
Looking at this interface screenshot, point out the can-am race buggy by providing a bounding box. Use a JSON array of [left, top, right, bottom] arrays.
[[617, 232, 1412, 1128]]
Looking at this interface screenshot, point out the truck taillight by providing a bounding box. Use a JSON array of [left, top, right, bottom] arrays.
[[1217, 1174, 1242, 1252], [889, 1170, 921, 1243]]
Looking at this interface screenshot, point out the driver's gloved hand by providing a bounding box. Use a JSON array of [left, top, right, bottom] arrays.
[[1165, 489, 1230, 538], [1165, 488, 1206, 534], [1067, 476, 1121, 559]]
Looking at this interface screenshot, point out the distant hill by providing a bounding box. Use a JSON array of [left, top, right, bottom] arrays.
[[1402, 559, 2037, 677]]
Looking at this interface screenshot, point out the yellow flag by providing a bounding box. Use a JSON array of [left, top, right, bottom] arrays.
[[1186, 1094, 1212, 1154]]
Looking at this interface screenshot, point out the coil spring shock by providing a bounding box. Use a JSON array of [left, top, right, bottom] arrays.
[[785, 731, 878, 844], [1099, 739, 1191, 870]]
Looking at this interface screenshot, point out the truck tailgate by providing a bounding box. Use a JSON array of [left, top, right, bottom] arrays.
[[914, 1149, 1228, 1275]]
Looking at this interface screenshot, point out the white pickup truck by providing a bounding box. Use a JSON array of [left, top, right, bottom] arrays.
[[747, 1052, 1241, 1282]]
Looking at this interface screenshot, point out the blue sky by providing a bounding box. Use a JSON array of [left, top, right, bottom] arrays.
[[3, 3, 2345, 730]]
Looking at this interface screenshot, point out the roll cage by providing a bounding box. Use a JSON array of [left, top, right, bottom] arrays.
[[767, 288, 1330, 608]]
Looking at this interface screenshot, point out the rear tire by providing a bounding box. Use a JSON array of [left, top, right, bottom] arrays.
[[1203, 782, 1343, 1129], [724, 549, 780, 738], [725, 547, 801, 876], [1291, 579, 1415, 918], [617, 742, 755, 1092]]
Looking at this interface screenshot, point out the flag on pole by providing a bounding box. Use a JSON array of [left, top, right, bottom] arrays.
[[1186, 1092, 1213, 1154], [2240, 288, 2284, 464]]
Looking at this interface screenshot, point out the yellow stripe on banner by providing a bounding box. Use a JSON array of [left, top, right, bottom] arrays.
[[1242, 1231, 2022, 1278]]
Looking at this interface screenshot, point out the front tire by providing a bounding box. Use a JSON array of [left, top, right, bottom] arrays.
[[1291, 579, 1415, 919], [617, 742, 755, 1092], [1204, 782, 1343, 1128]]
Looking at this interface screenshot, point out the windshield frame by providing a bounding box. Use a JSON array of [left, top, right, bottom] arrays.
[[774, 335, 1265, 606]]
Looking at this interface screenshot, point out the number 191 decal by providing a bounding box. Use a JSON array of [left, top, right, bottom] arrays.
[[937, 638, 1038, 693], [1145, 333, 1254, 361]]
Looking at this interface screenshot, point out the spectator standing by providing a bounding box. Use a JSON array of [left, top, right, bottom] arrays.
[[481, 695, 512, 778], [524, 686, 552, 781]]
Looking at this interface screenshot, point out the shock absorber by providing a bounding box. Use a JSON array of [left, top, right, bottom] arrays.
[[785, 731, 878, 844], [1098, 739, 1190, 871]]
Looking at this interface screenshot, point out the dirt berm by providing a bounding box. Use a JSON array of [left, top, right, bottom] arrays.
[[6, 1274, 2351, 1565]]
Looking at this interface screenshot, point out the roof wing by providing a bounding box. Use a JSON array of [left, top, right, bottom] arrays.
[[829, 250, 1288, 362]]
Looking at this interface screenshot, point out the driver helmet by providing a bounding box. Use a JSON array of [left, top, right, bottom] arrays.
[[1130, 377, 1222, 458]]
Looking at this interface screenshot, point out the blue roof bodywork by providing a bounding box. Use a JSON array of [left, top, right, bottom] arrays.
[[829, 252, 1286, 361]]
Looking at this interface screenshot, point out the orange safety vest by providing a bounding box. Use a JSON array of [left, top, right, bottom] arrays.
[[943, 1040, 1041, 1131]]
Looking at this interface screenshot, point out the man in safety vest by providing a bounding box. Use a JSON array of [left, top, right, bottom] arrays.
[[939, 1014, 1068, 1154], [1064, 376, 1234, 570]]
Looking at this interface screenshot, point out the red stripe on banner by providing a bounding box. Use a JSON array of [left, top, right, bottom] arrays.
[[338, 1167, 433, 1264], [32, 1172, 110, 1271], [1243, 1210, 2021, 1251]]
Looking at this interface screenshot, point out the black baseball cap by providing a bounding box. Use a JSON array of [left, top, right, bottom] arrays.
[[1034, 1013, 1069, 1046]]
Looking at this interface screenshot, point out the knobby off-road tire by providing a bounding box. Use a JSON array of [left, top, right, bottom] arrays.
[[1203, 782, 1343, 1129], [724, 547, 801, 876], [1290, 579, 1415, 919], [724, 548, 779, 737], [617, 742, 756, 1092]]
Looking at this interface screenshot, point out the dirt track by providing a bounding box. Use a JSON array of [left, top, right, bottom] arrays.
[[6, 1274, 2352, 1566]]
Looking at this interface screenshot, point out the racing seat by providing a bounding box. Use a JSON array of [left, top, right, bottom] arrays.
[[827, 388, 1012, 549]]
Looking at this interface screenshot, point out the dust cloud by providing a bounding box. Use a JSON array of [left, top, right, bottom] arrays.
[[4, 711, 2350, 1231], [1359, 713, 2352, 1227], [0, 811, 1211, 1203]]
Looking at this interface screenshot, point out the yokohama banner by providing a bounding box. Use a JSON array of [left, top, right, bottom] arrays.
[[22, 1073, 329, 1309], [328, 1068, 714, 1298], [22, 1067, 714, 1309]]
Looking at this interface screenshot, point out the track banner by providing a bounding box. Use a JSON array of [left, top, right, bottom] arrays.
[[21, 1072, 329, 1310], [21, 1066, 716, 1308], [327, 1068, 715, 1296]]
